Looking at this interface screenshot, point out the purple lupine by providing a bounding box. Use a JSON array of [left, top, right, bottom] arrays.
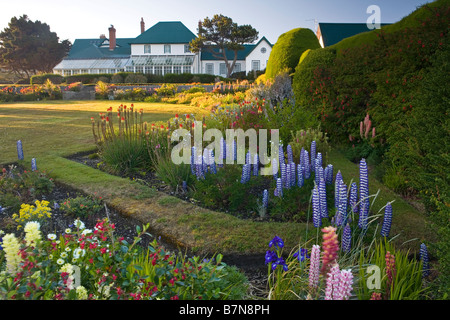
[[342, 224, 351, 253], [17, 140, 24, 160], [190, 146, 197, 175], [245, 151, 251, 165], [209, 150, 217, 174], [240, 164, 251, 183], [297, 164, 304, 187], [337, 182, 347, 226], [278, 144, 285, 167], [359, 159, 369, 230], [276, 178, 283, 198], [335, 171, 343, 209], [253, 154, 259, 176], [315, 163, 324, 186], [300, 147, 306, 168], [380, 202, 393, 237], [280, 163, 286, 188], [326, 164, 334, 185], [349, 182, 358, 213], [420, 243, 430, 278], [304, 150, 311, 179], [286, 164, 291, 189], [31, 158, 37, 171], [196, 155, 205, 180], [316, 152, 323, 169], [319, 178, 328, 218], [290, 163, 296, 187], [312, 185, 321, 227], [287, 144, 293, 164], [272, 158, 278, 179], [233, 140, 237, 162], [262, 189, 268, 209], [310, 141, 316, 172]]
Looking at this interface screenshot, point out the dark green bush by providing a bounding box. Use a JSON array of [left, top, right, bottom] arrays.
[[65, 73, 112, 84]]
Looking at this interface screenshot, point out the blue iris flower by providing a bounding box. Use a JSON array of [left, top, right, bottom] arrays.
[[268, 236, 284, 249], [293, 248, 310, 262]]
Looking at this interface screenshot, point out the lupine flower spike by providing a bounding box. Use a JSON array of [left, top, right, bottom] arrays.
[[342, 224, 351, 253], [312, 185, 321, 228], [420, 243, 430, 278], [380, 202, 393, 237], [359, 158, 369, 230], [321, 226, 339, 275], [308, 245, 321, 291]]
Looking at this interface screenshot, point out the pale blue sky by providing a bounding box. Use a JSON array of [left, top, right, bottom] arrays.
[[0, 0, 432, 44]]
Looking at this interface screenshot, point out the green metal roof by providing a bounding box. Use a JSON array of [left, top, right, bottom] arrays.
[[318, 23, 391, 47], [66, 38, 132, 60], [131, 21, 197, 44], [200, 37, 272, 61]]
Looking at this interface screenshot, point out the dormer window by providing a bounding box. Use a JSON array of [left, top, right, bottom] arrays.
[[144, 44, 151, 53], [164, 44, 171, 53]]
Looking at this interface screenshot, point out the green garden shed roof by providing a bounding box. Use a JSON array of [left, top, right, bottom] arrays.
[[318, 23, 391, 47], [131, 21, 197, 44]]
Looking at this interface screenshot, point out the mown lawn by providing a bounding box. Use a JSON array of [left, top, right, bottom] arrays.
[[0, 100, 435, 256]]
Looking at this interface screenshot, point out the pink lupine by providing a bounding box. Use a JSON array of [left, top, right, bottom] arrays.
[[321, 226, 339, 275], [335, 269, 353, 300], [308, 245, 321, 289], [324, 263, 341, 300]]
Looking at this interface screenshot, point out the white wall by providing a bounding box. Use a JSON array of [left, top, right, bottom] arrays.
[[131, 43, 194, 56], [245, 39, 272, 73]]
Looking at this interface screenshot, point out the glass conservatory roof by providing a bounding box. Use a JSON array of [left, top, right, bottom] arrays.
[[129, 55, 195, 66]]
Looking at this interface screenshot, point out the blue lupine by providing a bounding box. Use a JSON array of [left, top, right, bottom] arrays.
[[276, 178, 283, 198], [190, 146, 196, 175], [297, 164, 304, 187], [245, 151, 251, 165], [325, 164, 333, 184], [342, 224, 352, 253], [240, 164, 251, 183], [290, 163, 296, 187], [280, 163, 286, 188], [31, 158, 37, 171], [196, 155, 205, 180], [300, 147, 306, 168], [380, 202, 393, 237], [286, 164, 291, 189], [315, 163, 324, 186], [233, 140, 237, 161], [310, 141, 316, 172], [287, 144, 293, 164], [359, 159, 369, 230], [349, 182, 358, 213], [420, 243, 430, 277], [337, 182, 347, 226], [209, 150, 217, 174], [272, 158, 278, 179], [182, 181, 188, 192], [17, 140, 24, 160], [253, 154, 259, 176], [304, 150, 311, 179], [263, 189, 268, 208], [312, 185, 321, 227], [278, 144, 285, 167], [316, 152, 322, 169], [319, 178, 328, 218], [335, 171, 343, 209]]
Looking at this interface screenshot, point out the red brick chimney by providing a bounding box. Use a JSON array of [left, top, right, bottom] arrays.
[[108, 25, 116, 51], [141, 18, 145, 34]]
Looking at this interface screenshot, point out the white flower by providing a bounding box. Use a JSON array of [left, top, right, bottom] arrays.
[[76, 286, 88, 300], [57, 258, 65, 265], [73, 248, 85, 259], [81, 229, 93, 235], [65, 228, 71, 234], [65, 247, 71, 252], [47, 233, 57, 241], [60, 252, 68, 258], [73, 219, 85, 230], [24, 221, 41, 246]]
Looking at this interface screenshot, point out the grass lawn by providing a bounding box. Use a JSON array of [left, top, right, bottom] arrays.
[[0, 100, 435, 256]]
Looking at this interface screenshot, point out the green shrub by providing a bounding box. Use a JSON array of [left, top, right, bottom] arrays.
[[30, 73, 64, 85], [266, 28, 321, 79], [59, 194, 103, 219], [65, 73, 112, 84]]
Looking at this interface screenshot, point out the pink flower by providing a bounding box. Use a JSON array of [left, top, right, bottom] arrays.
[[308, 245, 321, 290]]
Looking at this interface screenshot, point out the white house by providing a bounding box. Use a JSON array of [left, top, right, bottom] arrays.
[[53, 19, 272, 77]]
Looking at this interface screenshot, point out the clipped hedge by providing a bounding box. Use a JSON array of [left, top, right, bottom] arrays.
[[30, 74, 65, 85], [265, 28, 321, 79]]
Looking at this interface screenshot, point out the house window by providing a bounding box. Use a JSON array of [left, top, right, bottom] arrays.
[[233, 63, 241, 73], [184, 44, 191, 53], [126, 66, 134, 72], [182, 65, 191, 73], [219, 63, 227, 75], [251, 60, 260, 71], [164, 44, 171, 53], [144, 44, 151, 53], [164, 66, 172, 74], [135, 66, 144, 74], [205, 63, 214, 75], [144, 66, 153, 74], [154, 66, 162, 75], [173, 66, 182, 74], [260, 47, 267, 54]]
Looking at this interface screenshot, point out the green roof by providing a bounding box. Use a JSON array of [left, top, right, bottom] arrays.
[[131, 21, 197, 44], [67, 38, 132, 60], [201, 37, 272, 61], [318, 23, 391, 47]]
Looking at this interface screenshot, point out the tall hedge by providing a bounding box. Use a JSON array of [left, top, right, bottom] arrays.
[[266, 28, 320, 79]]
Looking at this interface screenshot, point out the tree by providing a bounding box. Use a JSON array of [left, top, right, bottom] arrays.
[[0, 15, 71, 80], [190, 14, 258, 78]]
